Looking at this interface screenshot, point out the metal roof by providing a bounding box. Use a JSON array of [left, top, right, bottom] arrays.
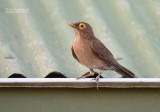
[[0, 0, 160, 78]]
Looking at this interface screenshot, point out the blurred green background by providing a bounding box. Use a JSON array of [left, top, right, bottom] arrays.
[[0, 0, 160, 78]]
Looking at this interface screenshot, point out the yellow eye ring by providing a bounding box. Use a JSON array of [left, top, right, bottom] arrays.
[[79, 23, 86, 29]]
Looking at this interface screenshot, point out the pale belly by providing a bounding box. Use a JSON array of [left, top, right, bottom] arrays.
[[73, 40, 106, 69]]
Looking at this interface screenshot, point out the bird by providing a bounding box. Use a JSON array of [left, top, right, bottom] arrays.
[[68, 22, 136, 84]]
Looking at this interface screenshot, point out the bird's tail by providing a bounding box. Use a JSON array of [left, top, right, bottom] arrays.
[[115, 65, 136, 78]]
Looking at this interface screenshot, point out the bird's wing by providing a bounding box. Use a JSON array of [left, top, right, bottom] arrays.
[[71, 46, 79, 62], [91, 38, 136, 78], [90, 38, 119, 67]]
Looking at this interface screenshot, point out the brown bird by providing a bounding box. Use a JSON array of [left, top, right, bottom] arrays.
[[68, 22, 136, 83]]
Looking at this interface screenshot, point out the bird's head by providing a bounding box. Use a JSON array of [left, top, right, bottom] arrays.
[[68, 22, 95, 39]]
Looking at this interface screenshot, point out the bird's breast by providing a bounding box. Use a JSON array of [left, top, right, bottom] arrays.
[[73, 37, 105, 69]]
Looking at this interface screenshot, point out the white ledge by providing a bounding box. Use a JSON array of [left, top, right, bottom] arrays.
[[0, 78, 160, 88]]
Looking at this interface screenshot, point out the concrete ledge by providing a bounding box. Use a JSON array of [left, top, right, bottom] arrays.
[[0, 78, 160, 88]]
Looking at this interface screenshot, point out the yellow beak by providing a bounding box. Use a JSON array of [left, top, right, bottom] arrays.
[[68, 23, 75, 28]]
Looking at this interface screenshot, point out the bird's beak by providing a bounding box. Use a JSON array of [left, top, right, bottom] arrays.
[[68, 23, 75, 28]]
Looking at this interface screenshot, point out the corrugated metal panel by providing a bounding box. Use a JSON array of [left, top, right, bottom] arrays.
[[0, 0, 160, 78]]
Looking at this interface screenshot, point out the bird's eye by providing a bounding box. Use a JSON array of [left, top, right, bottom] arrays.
[[79, 23, 86, 29]]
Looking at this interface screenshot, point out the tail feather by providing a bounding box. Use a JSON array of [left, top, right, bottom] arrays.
[[115, 65, 136, 78]]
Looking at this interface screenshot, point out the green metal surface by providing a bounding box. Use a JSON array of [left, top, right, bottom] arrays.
[[0, 88, 160, 112], [0, 0, 160, 78]]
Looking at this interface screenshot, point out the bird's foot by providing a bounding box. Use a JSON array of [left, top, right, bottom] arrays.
[[92, 75, 100, 84], [76, 71, 94, 80], [92, 75, 100, 90], [76, 76, 85, 80]]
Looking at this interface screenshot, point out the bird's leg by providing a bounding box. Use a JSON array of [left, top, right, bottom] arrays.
[[92, 69, 104, 90], [76, 69, 94, 80], [92, 69, 104, 83]]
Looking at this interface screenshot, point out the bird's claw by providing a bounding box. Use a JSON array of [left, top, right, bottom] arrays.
[[92, 76, 100, 83], [77, 75, 100, 90], [92, 75, 100, 90], [76, 76, 85, 80]]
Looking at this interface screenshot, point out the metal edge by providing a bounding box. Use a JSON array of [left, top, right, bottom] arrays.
[[0, 78, 160, 88]]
